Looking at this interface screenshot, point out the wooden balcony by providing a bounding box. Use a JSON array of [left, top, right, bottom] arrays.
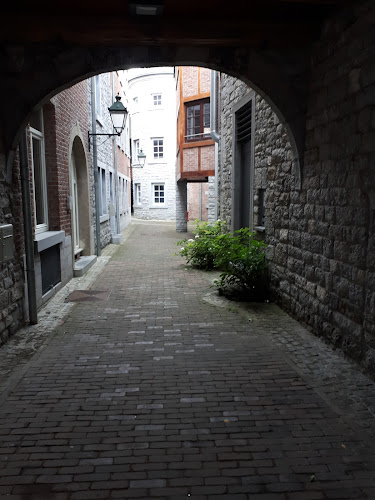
[[177, 140, 215, 182]]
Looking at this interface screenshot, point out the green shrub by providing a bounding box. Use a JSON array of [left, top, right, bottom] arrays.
[[177, 221, 268, 299], [213, 228, 267, 299], [177, 219, 226, 270]]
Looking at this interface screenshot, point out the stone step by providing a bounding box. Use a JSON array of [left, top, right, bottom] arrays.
[[73, 255, 97, 278]]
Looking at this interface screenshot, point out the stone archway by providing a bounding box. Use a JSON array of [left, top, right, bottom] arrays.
[[69, 128, 92, 258], [1, 45, 307, 189]]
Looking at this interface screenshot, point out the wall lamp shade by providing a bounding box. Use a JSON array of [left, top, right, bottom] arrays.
[[108, 95, 128, 135], [129, 1, 164, 17], [137, 148, 146, 166]]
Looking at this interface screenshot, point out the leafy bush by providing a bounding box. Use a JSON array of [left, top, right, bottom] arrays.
[[177, 219, 226, 270], [213, 228, 267, 299], [177, 220, 268, 299]]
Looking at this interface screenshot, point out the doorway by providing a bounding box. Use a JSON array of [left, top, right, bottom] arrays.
[[70, 135, 92, 257]]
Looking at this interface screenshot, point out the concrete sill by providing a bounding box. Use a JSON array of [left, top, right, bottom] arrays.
[[255, 226, 265, 233], [34, 230, 65, 253], [100, 214, 109, 223]]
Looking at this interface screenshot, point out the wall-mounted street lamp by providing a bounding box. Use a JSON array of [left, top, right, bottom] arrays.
[[137, 148, 146, 167], [88, 95, 128, 150]]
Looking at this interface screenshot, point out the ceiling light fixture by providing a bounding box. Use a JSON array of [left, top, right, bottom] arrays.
[[129, 1, 164, 17]]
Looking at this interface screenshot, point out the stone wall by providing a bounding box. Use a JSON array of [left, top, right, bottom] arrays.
[[0, 149, 24, 345], [301, 1, 375, 372], [218, 0, 375, 375]]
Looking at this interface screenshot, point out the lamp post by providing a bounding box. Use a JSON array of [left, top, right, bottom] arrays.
[[88, 94, 128, 150], [89, 90, 128, 255], [108, 95, 128, 134], [137, 148, 146, 166]]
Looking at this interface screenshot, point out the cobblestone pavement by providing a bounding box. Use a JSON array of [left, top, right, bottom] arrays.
[[0, 220, 375, 499]]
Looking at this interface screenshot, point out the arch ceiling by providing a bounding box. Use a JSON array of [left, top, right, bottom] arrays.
[[0, 0, 362, 174]]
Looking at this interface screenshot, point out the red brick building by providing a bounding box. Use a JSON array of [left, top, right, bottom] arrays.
[[176, 67, 215, 226], [19, 71, 130, 316]]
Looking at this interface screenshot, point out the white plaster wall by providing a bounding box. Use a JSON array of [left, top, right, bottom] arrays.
[[127, 67, 177, 220]]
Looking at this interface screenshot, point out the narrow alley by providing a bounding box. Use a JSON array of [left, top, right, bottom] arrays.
[[0, 221, 375, 499]]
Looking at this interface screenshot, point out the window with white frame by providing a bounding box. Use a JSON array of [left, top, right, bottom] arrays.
[[123, 179, 126, 210], [124, 179, 129, 211], [30, 109, 48, 233], [109, 171, 114, 205], [98, 167, 107, 216], [152, 138, 164, 159], [133, 139, 140, 163], [118, 176, 122, 210], [94, 75, 102, 121], [134, 183, 141, 205], [153, 183, 165, 204], [152, 93, 162, 106]]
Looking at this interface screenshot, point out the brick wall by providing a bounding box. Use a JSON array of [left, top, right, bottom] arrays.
[[183, 148, 199, 172], [182, 67, 198, 98], [200, 145, 215, 171], [200, 67, 211, 94], [187, 183, 209, 221], [50, 80, 91, 234]]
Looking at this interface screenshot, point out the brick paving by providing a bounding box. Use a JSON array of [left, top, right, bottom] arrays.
[[0, 220, 375, 499]]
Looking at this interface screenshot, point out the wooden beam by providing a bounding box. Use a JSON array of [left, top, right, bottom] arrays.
[[182, 140, 215, 150]]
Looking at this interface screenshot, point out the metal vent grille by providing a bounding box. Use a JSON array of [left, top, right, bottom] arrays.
[[236, 101, 252, 143]]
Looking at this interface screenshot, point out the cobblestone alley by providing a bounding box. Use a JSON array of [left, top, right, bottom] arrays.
[[1, 220, 375, 500]]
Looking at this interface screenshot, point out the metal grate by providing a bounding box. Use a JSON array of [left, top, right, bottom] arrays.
[[236, 100, 252, 143], [65, 290, 111, 303], [41, 245, 61, 295]]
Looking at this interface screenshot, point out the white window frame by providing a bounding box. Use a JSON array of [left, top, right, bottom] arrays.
[[133, 139, 140, 164], [134, 182, 142, 206], [152, 183, 166, 207], [152, 93, 162, 107], [30, 110, 48, 234], [94, 75, 102, 123], [97, 165, 108, 219], [152, 138, 164, 159], [123, 178, 126, 210], [125, 179, 128, 211]]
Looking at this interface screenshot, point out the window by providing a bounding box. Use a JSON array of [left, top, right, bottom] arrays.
[[134, 183, 141, 205], [153, 184, 165, 204], [98, 167, 107, 216], [94, 75, 102, 121], [124, 179, 127, 210], [109, 171, 114, 205], [133, 139, 140, 163], [30, 109, 48, 233], [185, 99, 210, 141], [152, 93, 162, 106], [153, 138, 164, 159]]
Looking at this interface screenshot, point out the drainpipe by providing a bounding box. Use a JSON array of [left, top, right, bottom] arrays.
[[210, 70, 220, 221], [199, 183, 202, 220], [112, 74, 121, 237], [19, 129, 38, 324], [91, 77, 101, 256]]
